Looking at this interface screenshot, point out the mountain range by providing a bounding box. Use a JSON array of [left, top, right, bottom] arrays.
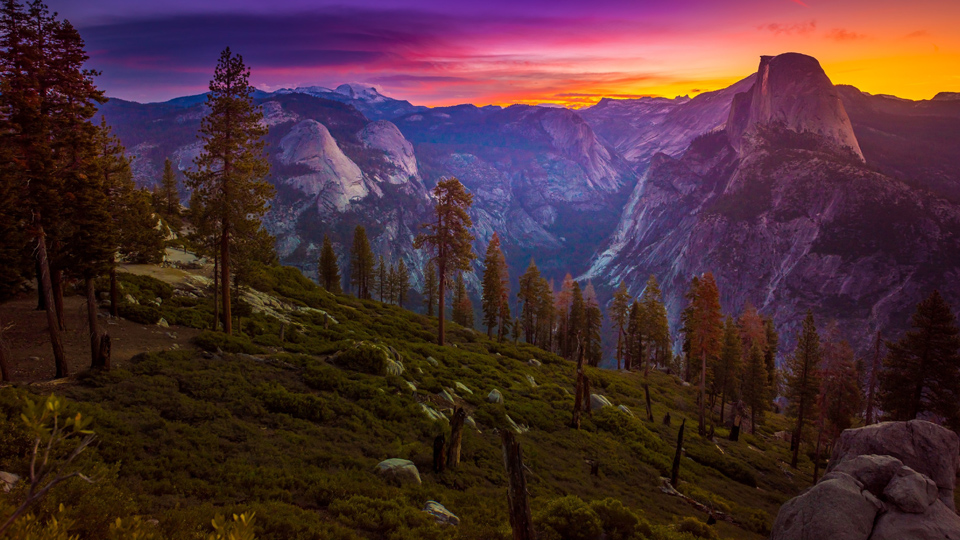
[[97, 53, 960, 357]]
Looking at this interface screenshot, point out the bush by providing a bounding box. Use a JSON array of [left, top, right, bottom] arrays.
[[535, 496, 603, 540], [675, 517, 717, 540], [118, 303, 162, 325], [589, 498, 647, 540], [685, 446, 757, 487], [193, 331, 263, 354], [333, 342, 390, 375], [118, 273, 174, 301], [258, 383, 330, 423]]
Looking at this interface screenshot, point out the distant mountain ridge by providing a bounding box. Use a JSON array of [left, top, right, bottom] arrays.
[[98, 61, 960, 356]]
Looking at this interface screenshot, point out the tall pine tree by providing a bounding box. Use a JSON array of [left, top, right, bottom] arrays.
[[349, 225, 375, 299], [610, 283, 631, 370], [318, 234, 342, 293], [185, 47, 272, 335], [583, 282, 603, 367], [879, 291, 960, 427], [786, 311, 822, 469], [481, 233, 508, 338], [423, 261, 438, 317], [414, 177, 475, 346]]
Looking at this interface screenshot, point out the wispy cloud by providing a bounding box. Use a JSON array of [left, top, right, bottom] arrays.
[[758, 20, 817, 36], [826, 28, 867, 42], [905, 29, 929, 39]]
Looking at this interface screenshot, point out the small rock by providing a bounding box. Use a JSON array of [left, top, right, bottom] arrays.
[[527, 359, 542, 367], [455, 382, 473, 395], [155, 297, 163, 305], [166, 332, 178, 339], [420, 404, 447, 423], [465, 416, 479, 432], [590, 394, 612, 411], [681, 381, 691, 387], [426, 356, 439, 367], [439, 389, 457, 404], [487, 389, 503, 404], [404, 380, 417, 392], [156, 318, 169, 328], [423, 501, 460, 526], [617, 404, 635, 417], [386, 359, 405, 376], [375, 459, 421, 485], [505, 414, 528, 434], [0, 471, 19, 493], [124, 293, 138, 305], [525, 375, 537, 388]]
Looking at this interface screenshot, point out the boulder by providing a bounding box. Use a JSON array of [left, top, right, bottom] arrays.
[[871, 499, 960, 540], [420, 404, 447, 423], [487, 389, 503, 404], [375, 459, 421, 485], [404, 380, 417, 393], [0, 471, 19, 493], [426, 356, 439, 367], [157, 318, 169, 328], [528, 359, 542, 367], [423, 501, 460, 526], [884, 467, 939, 514], [617, 405, 635, 418], [454, 382, 473, 395], [590, 394, 613, 411], [828, 420, 959, 509], [770, 471, 880, 540], [833, 454, 903, 496], [124, 293, 138, 305], [465, 416, 479, 432], [525, 375, 537, 388], [439, 389, 457, 404], [385, 359, 404, 376], [506, 415, 528, 434]]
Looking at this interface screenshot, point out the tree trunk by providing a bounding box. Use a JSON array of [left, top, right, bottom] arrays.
[[85, 277, 105, 369], [35, 256, 45, 311], [812, 426, 824, 483], [109, 258, 119, 317], [437, 261, 446, 346], [572, 340, 585, 429], [52, 267, 65, 331], [719, 389, 726, 426], [699, 351, 707, 436], [791, 396, 805, 469], [433, 434, 446, 473], [501, 430, 536, 540], [671, 419, 686, 487], [98, 334, 111, 371], [36, 222, 67, 379], [220, 223, 231, 335], [212, 254, 220, 331], [644, 383, 654, 421], [616, 328, 623, 370], [751, 407, 756, 435], [583, 376, 592, 415], [448, 407, 466, 468]]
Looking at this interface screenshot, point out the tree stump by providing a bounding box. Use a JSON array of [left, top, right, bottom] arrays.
[[671, 419, 686, 487], [501, 430, 536, 540], [447, 407, 466, 468], [433, 434, 446, 473]]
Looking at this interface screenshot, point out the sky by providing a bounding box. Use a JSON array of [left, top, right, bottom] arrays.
[[47, 0, 960, 107]]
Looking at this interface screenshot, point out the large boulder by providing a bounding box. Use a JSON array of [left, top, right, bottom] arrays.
[[590, 394, 613, 411], [487, 389, 503, 404], [0, 471, 19, 493], [772, 421, 960, 540], [423, 501, 460, 526], [827, 420, 959, 509], [375, 459, 421, 485], [770, 471, 880, 540]]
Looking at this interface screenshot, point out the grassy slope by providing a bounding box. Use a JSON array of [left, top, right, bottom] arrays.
[[0, 265, 816, 539]]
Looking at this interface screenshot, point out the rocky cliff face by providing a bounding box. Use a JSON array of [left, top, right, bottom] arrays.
[[771, 420, 960, 540], [586, 53, 960, 354]]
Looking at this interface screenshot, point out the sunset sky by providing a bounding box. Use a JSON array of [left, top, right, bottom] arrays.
[[48, 0, 960, 107]]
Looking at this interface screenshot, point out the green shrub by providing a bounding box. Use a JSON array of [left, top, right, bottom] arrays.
[[193, 331, 263, 354], [685, 446, 757, 487], [674, 517, 717, 540], [333, 342, 389, 375], [589, 498, 646, 540], [118, 273, 174, 301], [536, 496, 603, 540], [328, 495, 433, 535], [118, 303, 162, 325], [258, 382, 330, 423]]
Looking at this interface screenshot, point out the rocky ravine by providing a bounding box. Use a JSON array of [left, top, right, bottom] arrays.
[[770, 420, 960, 540], [585, 52, 960, 355]]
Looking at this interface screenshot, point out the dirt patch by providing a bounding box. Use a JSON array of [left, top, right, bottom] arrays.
[[0, 292, 200, 383]]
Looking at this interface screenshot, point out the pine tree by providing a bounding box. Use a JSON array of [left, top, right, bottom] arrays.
[[535, 276, 555, 351], [451, 274, 474, 328], [879, 291, 960, 427], [568, 281, 585, 357], [155, 158, 181, 231], [764, 316, 780, 394], [742, 341, 769, 434], [498, 288, 512, 342], [584, 282, 603, 367], [684, 273, 723, 435], [395, 259, 410, 308], [414, 177, 475, 346], [556, 274, 575, 357], [318, 234, 341, 293], [610, 283, 631, 370], [423, 262, 439, 316], [376, 255, 388, 302], [786, 311, 822, 469], [349, 225, 375, 299], [819, 326, 861, 443], [714, 317, 743, 424], [626, 300, 643, 371], [517, 260, 542, 344], [641, 275, 670, 372], [481, 233, 508, 338], [185, 47, 272, 335], [387, 263, 398, 304]]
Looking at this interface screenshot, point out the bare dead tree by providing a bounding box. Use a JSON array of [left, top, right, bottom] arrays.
[[501, 430, 536, 540]]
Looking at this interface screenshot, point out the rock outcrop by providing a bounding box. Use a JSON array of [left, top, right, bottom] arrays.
[[770, 421, 960, 540], [278, 119, 370, 211], [375, 458, 421, 485]]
